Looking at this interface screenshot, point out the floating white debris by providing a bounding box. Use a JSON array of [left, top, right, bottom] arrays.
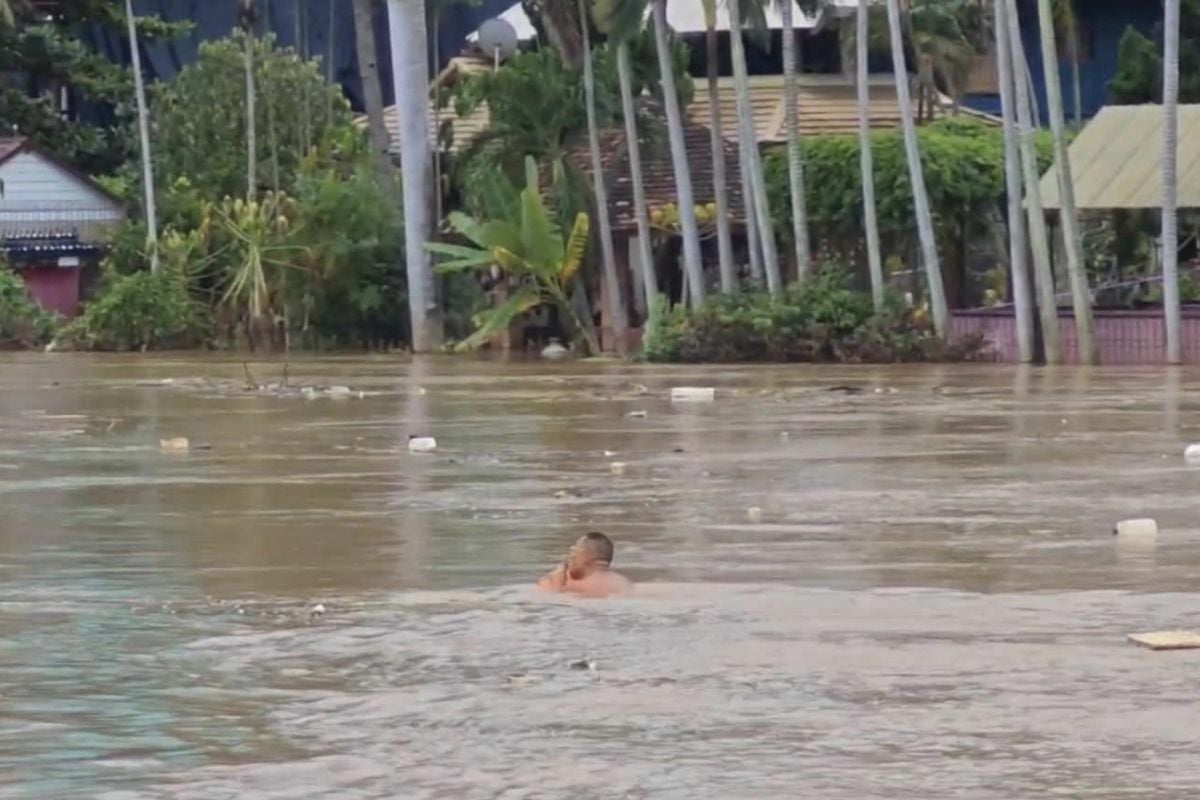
[[779, 431, 790, 442], [302, 386, 318, 400], [569, 659, 597, 671], [603, 450, 618, 457], [670, 386, 716, 403], [159, 437, 190, 453], [747, 507, 763, 524], [408, 435, 438, 453], [1128, 630, 1200, 650], [626, 410, 648, 419], [1185, 443, 1200, 464], [609, 462, 627, 476], [310, 603, 326, 616], [541, 340, 570, 360], [416, 387, 428, 396], [1114, 518, 1158, 540], [328, 385, 353, 398]]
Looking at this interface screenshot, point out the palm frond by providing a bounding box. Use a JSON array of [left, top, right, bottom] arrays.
[[519, 156, 564, 272], [560, 212, 590, 284]]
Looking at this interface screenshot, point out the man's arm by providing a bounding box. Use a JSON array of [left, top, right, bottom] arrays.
[[536, 564, 568, 591]]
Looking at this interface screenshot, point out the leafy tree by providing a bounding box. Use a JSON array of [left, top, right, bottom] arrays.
[[0, 0, 187, 173], [1109, 0, 1200, 105], [153, 32, 352, 202]]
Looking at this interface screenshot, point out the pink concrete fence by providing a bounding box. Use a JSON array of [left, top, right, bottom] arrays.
[[951, 307, 1200, 365]]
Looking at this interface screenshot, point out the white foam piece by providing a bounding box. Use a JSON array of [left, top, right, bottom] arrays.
[[1114, 518, 1159, 539], [1185, 443, 1200, 464], [408, 436, 438, 453], [670, 386, 716, 403]]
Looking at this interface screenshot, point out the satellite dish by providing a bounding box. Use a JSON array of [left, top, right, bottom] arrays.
[[476, 18, 519, 67]]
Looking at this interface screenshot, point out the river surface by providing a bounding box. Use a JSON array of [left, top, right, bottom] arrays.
[[1, 355, 1199, 799]]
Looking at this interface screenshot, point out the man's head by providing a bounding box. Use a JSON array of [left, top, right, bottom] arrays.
[[566, 531, 614, 578]]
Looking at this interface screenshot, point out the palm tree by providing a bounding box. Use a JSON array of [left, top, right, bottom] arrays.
[[994, 0, 1032, 362], [352, 0, 394, 188], [651, 0, 707, 307], [577, 0, 629, 348], [1051, 0, 1082, 127], [239, 0, 257, 199], [855, 0, 884, 311], [1006, 0, 1059, 363], [1162, 0, 1182, 364], [1035, 0, 1094, 363], [779, 0, 811, 278], [884, 0, 948, 336], [614, 42, 660, 306], [386, 0, 442, 351], [729, 0, 782, 293], [703, 0, 736, 292], [125, 0, 159, 273]]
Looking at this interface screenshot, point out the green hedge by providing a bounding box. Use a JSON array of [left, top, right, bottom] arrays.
[[641, 268, 985, 363], [765, 118, 1054, 250]]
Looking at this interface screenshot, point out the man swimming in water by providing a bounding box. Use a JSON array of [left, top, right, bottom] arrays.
[[537, 532, 632, 598]]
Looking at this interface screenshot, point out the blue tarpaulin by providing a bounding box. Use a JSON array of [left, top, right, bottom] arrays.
[[85, 0, 513, 111]]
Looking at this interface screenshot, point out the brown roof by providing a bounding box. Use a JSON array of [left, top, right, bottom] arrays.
[[564, 116, 746, 233]]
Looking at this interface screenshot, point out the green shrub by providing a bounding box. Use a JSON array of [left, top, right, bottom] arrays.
[[642, 268, 985, 364], [60, 269, 211, 351], [0, 265, 58, 348]]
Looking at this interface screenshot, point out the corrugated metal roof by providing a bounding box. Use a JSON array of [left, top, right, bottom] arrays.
[[1040, 104, 1200, 210]]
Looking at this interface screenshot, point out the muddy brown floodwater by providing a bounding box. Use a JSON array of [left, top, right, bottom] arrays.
[[1, 354, 1199, 799]]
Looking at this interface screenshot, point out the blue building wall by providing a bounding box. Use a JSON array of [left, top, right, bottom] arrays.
[[85, 0, 512, 112], [965, 0, 1160, 121]]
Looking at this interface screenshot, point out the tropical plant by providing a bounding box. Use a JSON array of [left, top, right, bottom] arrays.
[[60, 267, 210, 352], [428, 156, 601, 354], [125, 0, 158, 272], [994, 0, 1033, 362], [884, 0, 948, 336], [386, 0, 441, 351], [1006, 0, 1060, 363], [1036, 0, 1095, 363], [1051, 0, 1083, 126], [0, 263, 57, 348], [1164, 0, 1183, 363]]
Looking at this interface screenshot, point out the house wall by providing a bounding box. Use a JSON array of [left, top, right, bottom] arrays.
[[964, 0, 1160, 121], [18, 266, 83, 318], [0, 151, 125, 239]]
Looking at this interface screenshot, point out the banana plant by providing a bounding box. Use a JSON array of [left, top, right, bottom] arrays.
[[427, 156, 601, 355]]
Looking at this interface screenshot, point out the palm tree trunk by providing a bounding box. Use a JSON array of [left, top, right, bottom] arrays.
[[1036, 0, 1094, 363], [245, 22, 257, 199], [780, 0, 811, 279], [352, 0, 394, 186], [1069, 37, 1082, 127], [1163, 0, 1182, 364], [742, 159, 764, 282], [651, 0, 706, 307], [705, 2, 736, 293], [386, 0, 442, 351], [125, 0, 158, 273], [264, 0, 280, 193], [1006, 0, 1060, 363], [995, 0, 1034, 363], [729, 0, 782, 293], [616, 41, 659, 310], [884, 0, 947, 336], [856, 0, 883, 311], [578, 0, 629, 348], [325, 0, 336, 128]]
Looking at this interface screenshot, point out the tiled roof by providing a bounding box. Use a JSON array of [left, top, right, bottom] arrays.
[[563, 115, 747, 233]]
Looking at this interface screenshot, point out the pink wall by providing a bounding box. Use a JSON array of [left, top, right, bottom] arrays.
[[18, 267, 81, 318], [952, 308, 1200, 365]]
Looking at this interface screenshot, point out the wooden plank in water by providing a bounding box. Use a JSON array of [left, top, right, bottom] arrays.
[[1128, 631, 1200, 651]]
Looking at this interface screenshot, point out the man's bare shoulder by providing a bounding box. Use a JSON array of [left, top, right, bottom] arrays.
[[563, 570, 633, 598]]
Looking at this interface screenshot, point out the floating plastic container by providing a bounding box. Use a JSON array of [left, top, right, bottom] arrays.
[[159, 437, 190, 453], [1114, 518, 1158, 539], [670, 386, 716, 403]]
